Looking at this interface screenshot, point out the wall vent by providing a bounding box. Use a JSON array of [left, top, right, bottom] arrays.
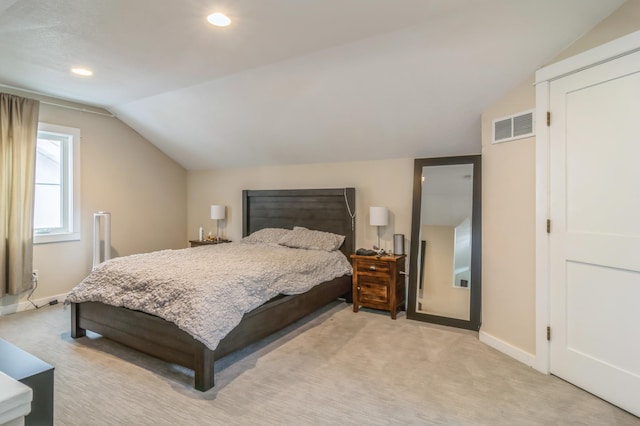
[[492, 110, 535, 144]]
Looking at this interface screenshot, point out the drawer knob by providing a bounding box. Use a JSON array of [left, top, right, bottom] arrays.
[[369, 266, 377, 271], [357, 287, 361, 290]]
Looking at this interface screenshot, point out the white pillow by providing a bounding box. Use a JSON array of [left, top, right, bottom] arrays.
[[242, 228, 292, 245], [278, 227, 345, 252]]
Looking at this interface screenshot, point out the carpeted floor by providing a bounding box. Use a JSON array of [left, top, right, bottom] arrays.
[[0, 302, 638, 425]]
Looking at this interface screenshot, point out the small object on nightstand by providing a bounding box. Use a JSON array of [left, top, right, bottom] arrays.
[[355, 248, 377, 256], [350, 253, 406, 319], [393, 234, 405, 255]]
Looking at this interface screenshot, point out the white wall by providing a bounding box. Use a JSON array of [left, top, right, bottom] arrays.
[[0, 89, 187, 313], [480, 0, 640, 359], [188, 159, 414, 253]]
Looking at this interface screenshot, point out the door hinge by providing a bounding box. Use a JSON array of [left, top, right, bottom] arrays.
[[546, 219, 551, 233], [547, 326, 551, 341], [546, 111, 551, 126]]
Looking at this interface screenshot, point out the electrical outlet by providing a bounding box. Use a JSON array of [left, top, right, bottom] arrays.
[[32, 270, 38, 282]]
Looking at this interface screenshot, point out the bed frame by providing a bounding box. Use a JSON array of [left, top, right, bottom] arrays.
[[71, 188, 356, 391]]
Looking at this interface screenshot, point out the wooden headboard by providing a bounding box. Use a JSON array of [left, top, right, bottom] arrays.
[[242, 188, 356, 257]]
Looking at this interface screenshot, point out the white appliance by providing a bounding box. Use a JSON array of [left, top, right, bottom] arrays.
[[92, 211, 111, 270]]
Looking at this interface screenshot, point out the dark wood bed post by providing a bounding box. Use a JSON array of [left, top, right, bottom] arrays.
[[194, 344, 215, 391], [70, 303, 86, 338]]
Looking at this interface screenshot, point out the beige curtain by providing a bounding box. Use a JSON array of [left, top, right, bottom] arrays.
[[0, 93, 40, 296]]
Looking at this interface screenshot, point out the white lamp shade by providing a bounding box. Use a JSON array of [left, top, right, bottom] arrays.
[[210, 205, 226, 220], [369, 206, 389, 226]]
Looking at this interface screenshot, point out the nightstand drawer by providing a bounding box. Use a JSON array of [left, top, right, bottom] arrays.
[[356, 259, 390, 274], [357, 276, 389, 304]]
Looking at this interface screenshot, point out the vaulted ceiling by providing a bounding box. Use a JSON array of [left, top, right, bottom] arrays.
[[0, 0, 625, 169]]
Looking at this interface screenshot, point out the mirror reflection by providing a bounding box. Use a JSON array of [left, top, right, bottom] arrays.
[[416, 164, 474, 321]]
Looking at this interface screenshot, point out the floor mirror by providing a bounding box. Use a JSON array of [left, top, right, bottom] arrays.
[[407, 155, 481, 330]]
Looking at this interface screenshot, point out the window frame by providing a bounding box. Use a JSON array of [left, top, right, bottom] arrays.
[[33, 123, 81, 244]]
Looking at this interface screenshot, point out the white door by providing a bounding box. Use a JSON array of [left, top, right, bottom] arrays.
[[548, 49, 640, 416]]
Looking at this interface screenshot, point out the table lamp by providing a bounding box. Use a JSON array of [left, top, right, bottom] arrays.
[[210, 205, 226, 241], [369, 206, 388, 249]]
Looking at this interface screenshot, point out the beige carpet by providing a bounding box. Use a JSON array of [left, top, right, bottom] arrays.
[[0, 302, 637, 425]]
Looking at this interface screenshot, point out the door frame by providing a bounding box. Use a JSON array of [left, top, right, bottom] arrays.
[[533, 30, 640, 374]]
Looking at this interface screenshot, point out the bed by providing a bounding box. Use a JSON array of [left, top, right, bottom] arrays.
[[69, 188, 356, 391]]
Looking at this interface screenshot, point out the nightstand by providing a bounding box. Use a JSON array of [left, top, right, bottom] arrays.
[[350, 254, 406, 319], [0, 339, 54, 426], [189, 239, 231, 247]]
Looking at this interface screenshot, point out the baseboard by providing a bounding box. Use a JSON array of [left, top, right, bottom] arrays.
[[0, 293, 69, 316], [479, 330, 537, 368]]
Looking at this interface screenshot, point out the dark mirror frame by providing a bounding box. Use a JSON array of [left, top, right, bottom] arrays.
[[407, 155, 482, 331]]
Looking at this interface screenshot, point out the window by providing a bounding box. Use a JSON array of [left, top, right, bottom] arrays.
[[34, 123, 80, 244]]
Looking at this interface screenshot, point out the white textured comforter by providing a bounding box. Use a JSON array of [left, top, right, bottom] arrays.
[[66, 242, 352, 350]]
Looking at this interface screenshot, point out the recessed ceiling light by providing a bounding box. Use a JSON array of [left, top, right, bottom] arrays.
[[71, 67, 93, 77], [207, 13, 231, 27]]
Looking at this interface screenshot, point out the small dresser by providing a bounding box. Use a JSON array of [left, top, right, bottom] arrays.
[[0, 338, 54, 426], [350, 254, 406, 319]]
